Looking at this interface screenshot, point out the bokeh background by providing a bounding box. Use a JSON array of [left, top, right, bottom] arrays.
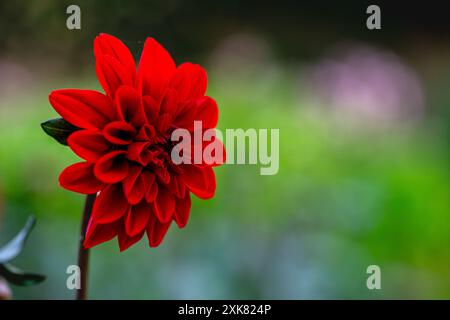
[[0, 1, 449, 299]]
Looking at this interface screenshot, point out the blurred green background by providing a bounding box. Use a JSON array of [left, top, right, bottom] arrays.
[[0, 1, 450, 299]]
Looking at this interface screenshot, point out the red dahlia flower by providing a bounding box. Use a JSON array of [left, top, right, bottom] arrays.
[[48, 34, 224, 251]]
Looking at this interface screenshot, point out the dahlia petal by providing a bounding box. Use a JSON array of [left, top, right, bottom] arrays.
[[84, 219, 120, 249], [125, 202, 151, 237], [137, 38, 176, 99], [159, 88, 179, 116], [67, 130, 110, 162], [141, 170, 156, 186], [91, 184, 129, 223], [94, 33, 136, 79], [181, 165, 216, 199], [172, 100, 197, 130], [123, 164, 141, 191], [135, 124, 156, 141], [174, 193, 191, 228], [103, 121, 136, 145], [94, 150, 129, 183], [123, 165, 145, 205], [169, 63, 207, 101], [154, 166, 170, 184], [142, 171, 158, 202], [194, 97, 218, 129], [155, 113, 173, 134], [143, 151, 158, 166], [118, 228, 145, 252], [115, 86, 147, 126], [153, 186, 175, 223], [49, 89, 114, 129], [146, 181, 158, 203], [96, 55, 134, 98], [59, 162, 104, 194], [168, 174, 186, 199], [127, 141, 150, 165], [146, 214, 171, 247], [142, 95, 160, 124]]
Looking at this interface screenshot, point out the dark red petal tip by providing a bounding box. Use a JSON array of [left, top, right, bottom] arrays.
[[94, 151, 129, 183], [91, 184, 129, 224], [59, 162, 104, 194]]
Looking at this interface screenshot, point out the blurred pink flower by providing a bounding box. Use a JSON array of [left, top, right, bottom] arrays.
[[307, 45, 424, 124]]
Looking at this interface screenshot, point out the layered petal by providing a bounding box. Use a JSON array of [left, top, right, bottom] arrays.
[[94, 150, 129, 183], [103, 121, 136, 145], [91, 184, 129, 223], [95, 56, 134, 98], [153, 185, 175, 223], [84, 219, 120, 249], [115, 86, 147, 126], [154, 165, 171, 184], [49, 89, 114, 129], [168, 174, 186, 198], [127, 141, 151, 165], [137, 38, 176, 99], [68, 130, 110, 162], [181, 165, 216, 199], [194, 97, 218, 129], [142, 170, 158, 202], [122, 165, 145, 204], [118, 228, 145, 252], [172, 99, 198, 130], [135, 124, 155, 142], [59, 162, 104, 194], [159, 88, 179, 116], [169, 62, 207, 102], [174, 193, 191, 228], [125, 202, 151, 237], [155, 113, 173, 134], [146, 214, 171, 247], [142, 95, 160, 124], [94, 33, 136, 78]]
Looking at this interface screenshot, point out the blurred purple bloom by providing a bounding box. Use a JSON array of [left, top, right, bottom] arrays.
[[308, 45, 424, 124]]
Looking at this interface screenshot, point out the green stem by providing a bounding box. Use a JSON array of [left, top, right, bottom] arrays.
[[76, 194, 95, 300]]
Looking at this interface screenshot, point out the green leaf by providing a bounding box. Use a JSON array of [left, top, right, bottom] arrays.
[[0, 264, 46, 286], [0, 217, 36, 264], [41, 118, 78, 145]]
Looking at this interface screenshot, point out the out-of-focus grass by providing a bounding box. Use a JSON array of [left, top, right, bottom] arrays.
[[0, 66, 449, 299]]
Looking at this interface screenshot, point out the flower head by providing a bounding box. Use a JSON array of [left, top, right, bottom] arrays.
[[48, 34, 224, 251]]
